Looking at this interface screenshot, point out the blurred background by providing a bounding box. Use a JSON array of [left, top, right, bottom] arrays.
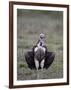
[[17, 9, 63, 80]]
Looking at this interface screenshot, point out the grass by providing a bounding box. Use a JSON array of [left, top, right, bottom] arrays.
[[17, 10, 63, 80]]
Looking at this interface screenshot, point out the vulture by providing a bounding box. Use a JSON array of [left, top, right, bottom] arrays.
[[25, 33, 55, 70]]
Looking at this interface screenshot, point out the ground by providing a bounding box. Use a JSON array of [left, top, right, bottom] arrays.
[[17, 9, 63, 80]]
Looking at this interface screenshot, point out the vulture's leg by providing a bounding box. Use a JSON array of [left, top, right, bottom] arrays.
[[34, 59, 39, 71], [40, 59, 45, 78], [34, 59, 39, 79], [40, 59, 45, 70]]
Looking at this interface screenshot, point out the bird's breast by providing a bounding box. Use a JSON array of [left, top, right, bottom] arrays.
[[34, 46, 46, 61]]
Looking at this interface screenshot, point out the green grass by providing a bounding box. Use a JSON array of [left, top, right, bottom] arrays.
[[17, 10, 63, 80]]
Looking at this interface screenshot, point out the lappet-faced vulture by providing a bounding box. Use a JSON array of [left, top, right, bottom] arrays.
[[25, 33, 55, 70]]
